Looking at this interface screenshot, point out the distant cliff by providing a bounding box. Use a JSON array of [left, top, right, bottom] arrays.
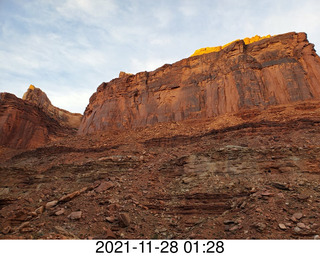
[[23, 85, 82, 129], [79, 32, 320, 135], [0, 87, 82, 149]]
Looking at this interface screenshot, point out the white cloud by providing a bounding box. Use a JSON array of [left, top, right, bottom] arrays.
[[260, 1, 320, 50], [130, 57, 176, 73], [178, 0, 199, 17], [153, 7, 174, 28], [48, 88, 93, 114], [1, 0, 320, 115], [149, 34, 172, 46], [55, 0, 118, 24]]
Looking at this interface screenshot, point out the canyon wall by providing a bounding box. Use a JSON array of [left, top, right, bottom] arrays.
[[0, 93, 70, 148], [0, 87, 82, 149], [78, 32, 320, 134]]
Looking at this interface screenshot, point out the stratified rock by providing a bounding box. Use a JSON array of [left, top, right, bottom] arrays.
[[79, 32, 320, 135], [22, 85, 82, 129], [0, 92, 78, 149]]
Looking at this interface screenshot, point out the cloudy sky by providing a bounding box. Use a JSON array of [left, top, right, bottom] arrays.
[[1, 0, 319, 113]]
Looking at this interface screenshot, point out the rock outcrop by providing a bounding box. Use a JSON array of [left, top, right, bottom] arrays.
[[23, 85, 82, 129], [0, 93, 72, 149], [190, 34, 271, 57], [79, 32, 320, 135]]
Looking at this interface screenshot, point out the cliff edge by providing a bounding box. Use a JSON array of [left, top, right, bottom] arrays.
[[0, 93, 73, 149], [79, 32, 320, 135], [23, 85, 82, 129], [0, 86, 82, 149]]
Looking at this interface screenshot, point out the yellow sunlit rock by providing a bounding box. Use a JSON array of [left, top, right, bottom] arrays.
[[191, 34, 272, 57], [29, 84, 35, 90]]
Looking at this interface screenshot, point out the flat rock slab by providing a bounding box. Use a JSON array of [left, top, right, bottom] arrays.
[[68, 211, 82, 220], [46, 200, 58, 209], [95, 181, 114, 193]]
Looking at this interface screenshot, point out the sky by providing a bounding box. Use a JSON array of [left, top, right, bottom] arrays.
[[0, 0, 320, 114]]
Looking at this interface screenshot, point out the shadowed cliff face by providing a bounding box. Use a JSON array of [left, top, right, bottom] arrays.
[[0, 93, 70, 149], [0, 87, 82, 149], [79, 32, 320, 135], [23, 86, 82, 129]]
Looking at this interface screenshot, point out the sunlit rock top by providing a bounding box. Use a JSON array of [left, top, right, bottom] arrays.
[[190, 34, 271, 57]]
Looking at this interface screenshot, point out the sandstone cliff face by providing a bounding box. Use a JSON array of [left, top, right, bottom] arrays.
[[79, 32, 320, 135], [23, 86, 82, 129], [0, 93, 71, 149]]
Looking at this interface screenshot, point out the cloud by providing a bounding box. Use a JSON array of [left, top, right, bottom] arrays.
[[0, 0, 320, 114], [178, 0, 201, 17], [130, 57, 176, 73], [48, 87, 92, 114], [153, 6, 174, 29], [261, 0, 320, 42], [54, 0, 118, 25]]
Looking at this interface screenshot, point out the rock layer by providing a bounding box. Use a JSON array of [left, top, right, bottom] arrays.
[[1, 99, 320, 239], [79, 32, 320, 135], [23, 85, 82, 129], [190, 34, 271, 57], [0, 93, 72, 149]]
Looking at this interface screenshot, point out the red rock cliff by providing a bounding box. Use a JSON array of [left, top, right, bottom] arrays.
[[78, 32, 320, 134], [23, 85, 82, 129], [0, 93, 73, 149]]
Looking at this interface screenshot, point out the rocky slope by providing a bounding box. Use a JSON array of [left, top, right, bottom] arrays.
[[1, 100, 320, 239], [0, 87, 82, 149], [0, 93, 66, 149], [79, 32, 320, 134]]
